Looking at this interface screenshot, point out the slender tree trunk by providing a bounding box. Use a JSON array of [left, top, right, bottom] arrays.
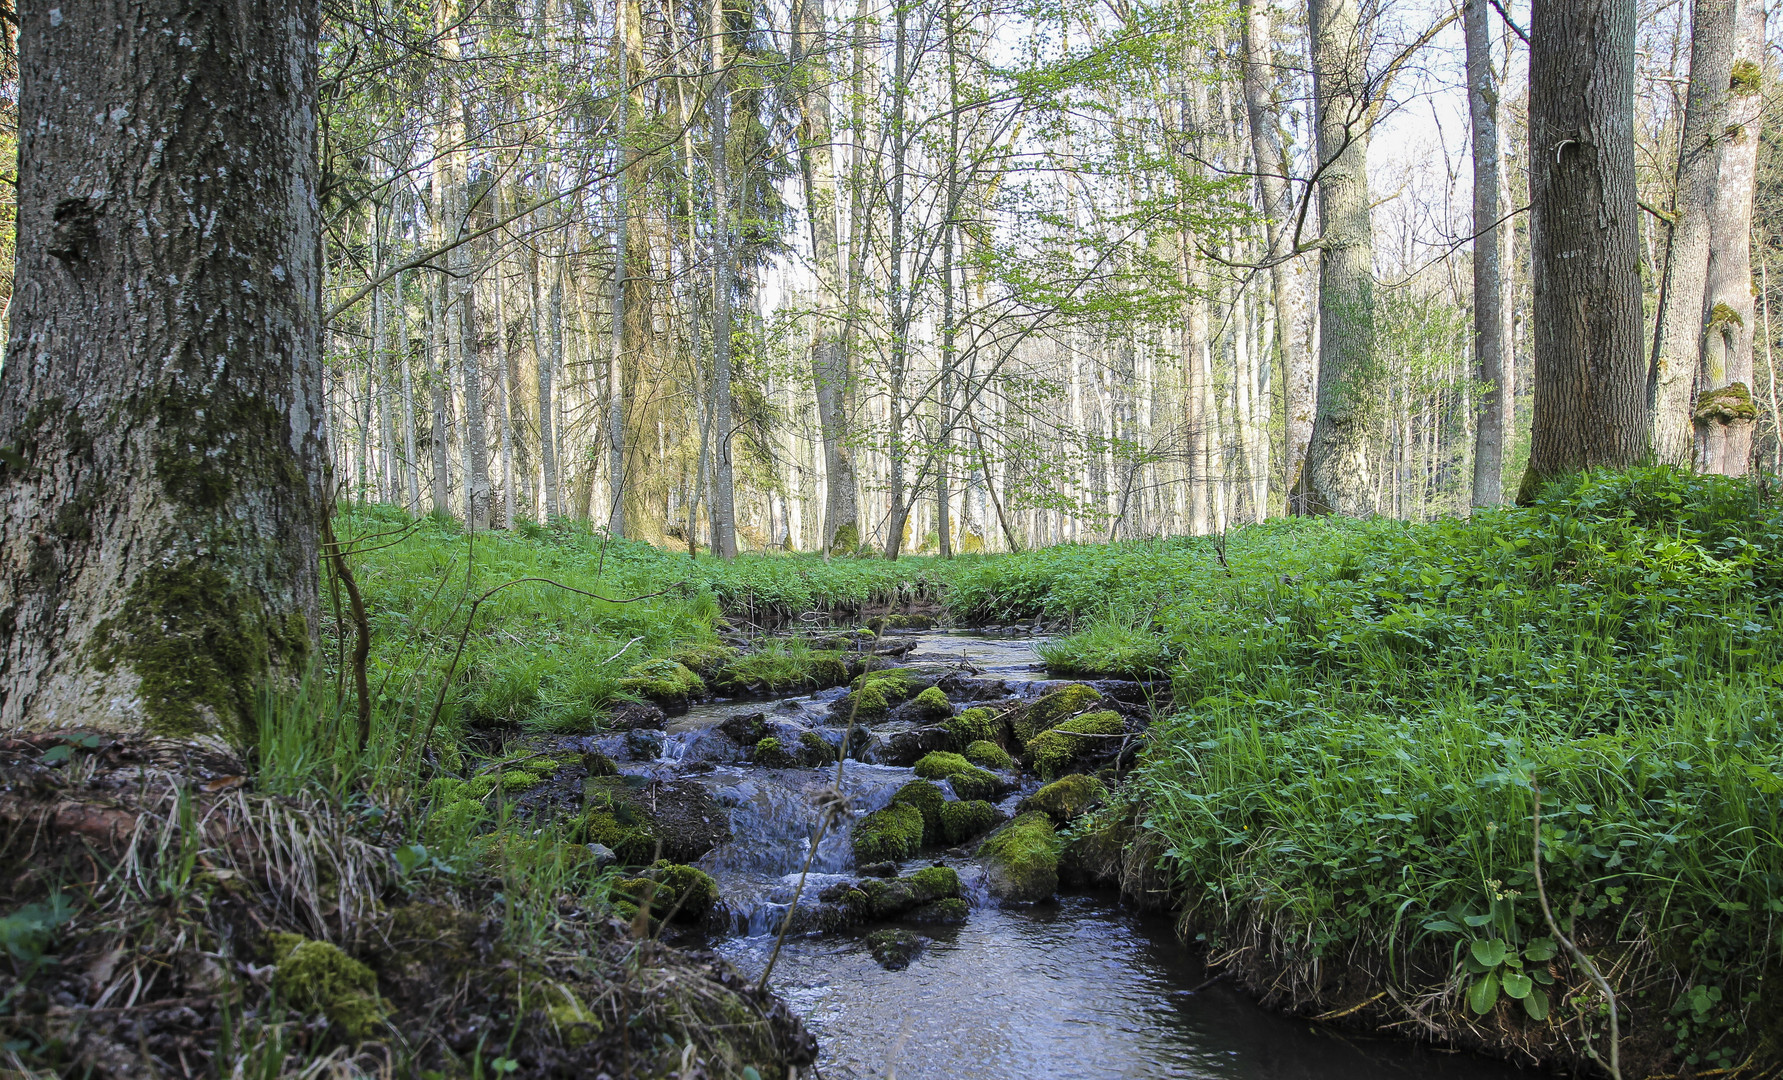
[[1650, 0, 1737, 464], [1301, 0, 1377, 516], [397, 270, 422, 514], [1697, 0, 1764, 474], [493, 265, 516, 527], [708, 0, 739, 558], [0, 0, 324, 735], [1518, 0, 1646, 500], [605, 0, 633, 537], [1465, 0, 1513, 506], [429, 263, 453, 516], [883, 0, 911, 560]]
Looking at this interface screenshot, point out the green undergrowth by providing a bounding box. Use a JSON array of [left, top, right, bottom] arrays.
[[1112, 468, 1783, 1073]]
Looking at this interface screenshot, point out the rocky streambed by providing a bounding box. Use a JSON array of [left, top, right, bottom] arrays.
[[494, 630, 1536, 1079]]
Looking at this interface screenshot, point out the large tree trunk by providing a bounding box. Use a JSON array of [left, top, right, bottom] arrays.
[[1697, 0, 1764, 475], [0, 0, 324, 736], [1241, 0, 1308, 512], [1301, 0, 1377, 516], [1464, 0, 1513, 506], [1518, 0, 1645, 501], [1650, 0, 1737, 464]]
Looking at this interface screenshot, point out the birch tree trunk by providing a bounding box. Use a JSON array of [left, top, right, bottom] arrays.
[[1302, 0, 1377, 516], [1650, 0, 1737, 465], [1518, 0, 1646, 501], [1464, 0, 1513, 506], [0, 0, 324, 735], [1697, 0, 1764, 474]]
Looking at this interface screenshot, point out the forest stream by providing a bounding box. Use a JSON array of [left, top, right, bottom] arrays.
[[569, 632, 1537, 1080]]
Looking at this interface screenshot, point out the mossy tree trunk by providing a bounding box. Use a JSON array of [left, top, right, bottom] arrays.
[[1518, 0, 1645, 502], [0, 0, 325, 737], [1697, 0, 1765, 475]]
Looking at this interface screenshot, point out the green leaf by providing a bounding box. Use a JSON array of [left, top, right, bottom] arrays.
[[392, 844, 428, 877], [1421, 918, 1464, 934], [1467, 971, 1500, 1015], [1462, 912, 1495, 927], [1470, 938, 1507, 968], [38, 745, 72, 764], [1521, 937, 1558, 962], [1522, 986, 1551, 1021], [1501, 972, 1532, 999]]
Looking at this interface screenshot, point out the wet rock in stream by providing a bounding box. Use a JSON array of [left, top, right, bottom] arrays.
[[866, 928, 925, 970]]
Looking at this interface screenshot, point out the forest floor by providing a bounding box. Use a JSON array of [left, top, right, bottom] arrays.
[[5, 466, 1783, 1078]]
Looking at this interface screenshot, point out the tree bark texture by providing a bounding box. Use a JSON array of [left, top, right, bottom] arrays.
[[1649, 0, 1736, 465], [1518, 0, 1645, 502], [1302, 0, 1377, 516], [0, 0, 325, 736], [1696, 0, 1763, 475], [1465, 0, 1512, 507], [707, 0, 739, 558]]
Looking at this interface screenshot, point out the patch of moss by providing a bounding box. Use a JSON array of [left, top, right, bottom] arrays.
[[1022, 773, 1107, 822], [1733, 58, 1763, 94], [945, 707, 1003, 749], [858, 865, 962, 918], [542, 983, 603, 1046], [754, 736, 796, 768], [852, 802, 924, 864], [938, 799, 999, 845], [944, 765, 999, 801], [583, 751, 619, 777], [964, 740, 1013, 771], [908, 686, 953, 722], [616, 659, 706, 706], [866, 927, 923, 970], [798, 730, 838, 765], [831, 520, 862, 555], [978, 812, 1061, 903], [642, 860, 719, 923], [667, 641, 740, 676], [909, 897, 969, 923], [839, 682, 891, 724], [1014, 684, 1102, 744], [91, 560, 294, 739], [912, 751, 973, 781], [463, 774, 499, 799], [1696, 382, 1759, 424], [890, 780, 946, 844], [580, 808, 658, 866], [614, 876, 679, 926], [499, 770, 540, 793], [1025, 711, 1125, 779], [269, 932, 386, 1039]]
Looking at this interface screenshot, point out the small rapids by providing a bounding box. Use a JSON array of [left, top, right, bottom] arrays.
[[608, 632, 1532, 1079]]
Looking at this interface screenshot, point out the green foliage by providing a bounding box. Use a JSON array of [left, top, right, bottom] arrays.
[[1128, 468, 1783, 1057], [0, 894, 73, 999]]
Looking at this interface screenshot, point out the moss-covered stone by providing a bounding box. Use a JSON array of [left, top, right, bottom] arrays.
[[866, 928, 924, 970], [938, 799, 999, 845], [907, 686, 953, 722], [1022, 773, 1108, 822], [838, 683, 891, 724], [270, 932, 387, 1039], [857, 865, 962, 919], [964, 740, 1013, 771], [640, 860, 719, 923], [946, 707, 1004, 749], [890, 780, 946, 844], [753, 736, 796, 768], [979, 812, 1061, 903], [667, 641, 740, 676], [909, 897, 969, 924], [852, 802, 924, 864], [614, 876, 679, 926], [581, 776, 729, 864], [798, 730, 838, 765], [1025, 710, 1125, 779], [1015, 684, 1102, 744], [616, 659, 706, 707], [499, 770, 540, 793], [583, 751, 619, 777], [542, 983, 603, 1046], [912, 751, 973, 780]]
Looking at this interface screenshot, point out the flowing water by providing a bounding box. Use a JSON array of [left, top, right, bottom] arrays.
[[611, 632, 1533, 1080]]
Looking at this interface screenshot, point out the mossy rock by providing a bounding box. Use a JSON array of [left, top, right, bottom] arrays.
[[857, 865, 962, 919], [499, 770, 540, 793], [945, 707, 1004, 749], [1014, 684, 1102, 743], [906, 686, 953, 722], [1021, 774, 1107, 823], [908, 897, 969, 924], [979, 812, 1061, 903], [835, 683, 891, 724], [754, 736, 797, 768], [667, 641, 740, 676], [614, 876, 680, 926], [1026, 711, 1125, 779], [866, 928, 924, 970], [617, 659, 707, 708], [852, 802, 924, 864], [799, 730, 839, 765], [580, 776, 731, 865], [939, 799, 1000, 845], [912, 751, 973, 781], [583, 751, 619, 777], [890, 780, 946, 844], [579, 807, 658, 866], [542, 982, 604, 1046], [518, 756, 561, 776], [640, 860, 719, 923], [964, 740, 1013, 771], [269, 932, 387, 1039]]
